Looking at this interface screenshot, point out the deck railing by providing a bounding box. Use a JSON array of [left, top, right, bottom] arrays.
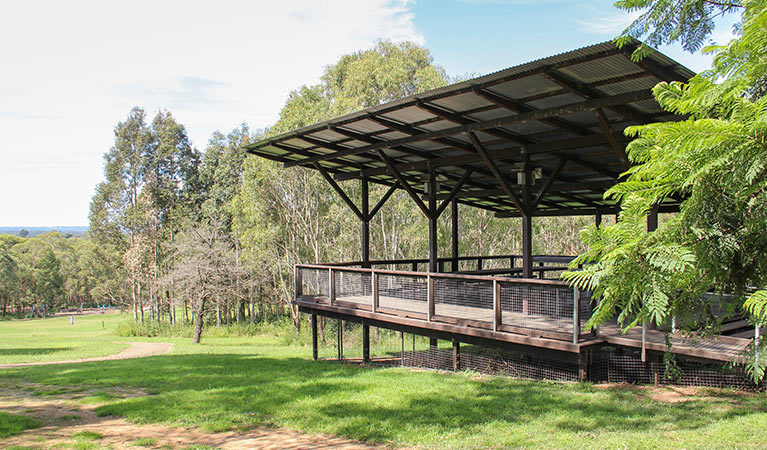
[[325, 254, 576, 279], [295, 263, 593, 344]]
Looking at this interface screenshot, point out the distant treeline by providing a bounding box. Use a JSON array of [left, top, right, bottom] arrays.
[[0, 227, 88, 238]]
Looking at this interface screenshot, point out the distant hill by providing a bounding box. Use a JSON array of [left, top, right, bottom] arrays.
[[0, 226, 89, 237]]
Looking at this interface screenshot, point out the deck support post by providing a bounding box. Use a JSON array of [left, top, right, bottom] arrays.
[[451, 199, 459, 272], [452, 339, 460, 371], [430, 338, 438, 350], [362, 324, 370, 363], [595, 210, 602, 227], [578, 351, 588, 381], [522, 213, 533, 279], [311, 313, 318, 361], [337, 319, 343, 360]]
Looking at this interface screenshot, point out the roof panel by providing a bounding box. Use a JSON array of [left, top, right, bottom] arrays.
[[246, 40, 692, 216]]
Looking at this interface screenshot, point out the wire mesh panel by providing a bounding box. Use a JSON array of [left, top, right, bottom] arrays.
[[592, 351, 762, 390], [299, 267, 329, 299], [433, 277, 494, 324], [334, 269, 372, 308], [377, 273, 427, 315], [499, 282, 579, 334]]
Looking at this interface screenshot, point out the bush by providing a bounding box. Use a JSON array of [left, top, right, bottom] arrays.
[[114, 317, 299, 339]]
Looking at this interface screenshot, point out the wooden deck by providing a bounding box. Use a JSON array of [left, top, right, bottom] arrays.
[[596, 324, 755, 362], [299, 294, 756, 363]]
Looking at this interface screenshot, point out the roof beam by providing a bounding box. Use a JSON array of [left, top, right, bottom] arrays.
[[436, 169, 473, 217], [533, 158, 567, 207], [333, 133, 616, 181], [474, 89, 592, 137], [593, 108, 629, 169], [467, 132, 527, 214], [377, 150, 430, 218], [314, 163, 364, 221], [542, 71, 654, 124], [283, 89, 653, 168], [417, 100, 536, 145], [368, 181, 400, 220]]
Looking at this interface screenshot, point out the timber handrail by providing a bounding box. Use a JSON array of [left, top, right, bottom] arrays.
[[295, 263, 572, 286]]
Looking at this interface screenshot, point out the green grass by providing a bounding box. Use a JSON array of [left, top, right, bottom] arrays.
[[0, 313, 128, 364], [0, 412, 42, 438], [73, 431, 103, 441], [130, 437, 157, 447], [2, 315, 767, 449]]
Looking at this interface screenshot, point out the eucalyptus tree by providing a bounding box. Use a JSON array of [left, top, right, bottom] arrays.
[[233, 41, 450, 329]]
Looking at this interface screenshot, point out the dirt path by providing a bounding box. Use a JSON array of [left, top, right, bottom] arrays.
[[0, 341, 173, 369], [0, 384, 382, 449]]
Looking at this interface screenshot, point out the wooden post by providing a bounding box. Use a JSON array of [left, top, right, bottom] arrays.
[[412, 262, 418, 272], [451, 199, 459, 272], [452, 339, 460, 371], [427, 274, 434, 321], [328, 268, 335, 305], [295, 266, 302, 298], [337, 319, 343, 360], [493, 279, 501, 331], [641, 320, 647, 362], [362, 324, 370, 363], [578, 351, 588, 381], [430, 338, 438, 349], [573, 287, 581, 344], [311, 313, 318, 361], [371, 271, 379, 313]]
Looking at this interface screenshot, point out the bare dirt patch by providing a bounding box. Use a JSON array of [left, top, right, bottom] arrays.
[[0, 342, 173, 369], [593, 382, 738, 403], [0, 384, 383, 449]]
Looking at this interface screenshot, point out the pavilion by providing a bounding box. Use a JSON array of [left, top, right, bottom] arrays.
[[245, 40, 758, 385]]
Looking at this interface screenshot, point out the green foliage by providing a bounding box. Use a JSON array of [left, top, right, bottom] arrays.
[[567, 1, 767, 380], [614, 0, 744, 56], [0, 412, 41, 438]]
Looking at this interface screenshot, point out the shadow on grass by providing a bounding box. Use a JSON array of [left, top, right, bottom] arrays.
[[0, 348, 73, 356], [3, 353, 765, 445]]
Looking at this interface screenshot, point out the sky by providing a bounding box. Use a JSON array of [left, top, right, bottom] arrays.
[[0, 0, 738, 227]]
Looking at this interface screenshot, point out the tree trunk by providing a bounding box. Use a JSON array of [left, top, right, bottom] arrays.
[[193, 298, 206, 344]]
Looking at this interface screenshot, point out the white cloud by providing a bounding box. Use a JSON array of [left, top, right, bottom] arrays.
[[575, 8, 642, 36], [0, 0, 423, 226]]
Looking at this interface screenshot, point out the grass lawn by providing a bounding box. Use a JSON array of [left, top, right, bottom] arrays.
[[0, 412, 41, 438], [0, 313, 128, 364], [1, 314, 766, 449]]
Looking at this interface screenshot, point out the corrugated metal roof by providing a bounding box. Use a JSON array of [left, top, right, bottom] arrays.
[[246, 39, 692, 216]]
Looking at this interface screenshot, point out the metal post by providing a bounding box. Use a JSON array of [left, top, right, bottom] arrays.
[[522, 214, 533, 278], [311, 313, 318, 361], [428, 171, 438, 273], [362, 177, 371, 268], [595, 211, 602, 228], [362, 324, 370, 363], [451, 199, 459, 272], [573, 287, 581, 344], [400, 331, 405, 365]]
